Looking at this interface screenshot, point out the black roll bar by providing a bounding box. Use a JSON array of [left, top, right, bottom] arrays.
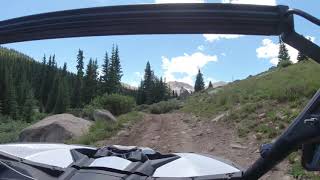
[[1, 4, 318, 62]]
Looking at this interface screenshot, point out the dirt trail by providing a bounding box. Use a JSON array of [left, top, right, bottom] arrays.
[[100, 113, 291, 180]]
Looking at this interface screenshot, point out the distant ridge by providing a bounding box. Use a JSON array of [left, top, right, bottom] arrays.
[[168, 81, 193, 95], [210, 81, 227, 88]]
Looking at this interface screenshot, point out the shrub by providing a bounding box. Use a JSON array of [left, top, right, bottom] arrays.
[[278, 60, 292, 68], [0, 116, 30, 143], [134, 104, 150, 112], [149, 100, 181, 114], [71, 111, 142, 145], [84, 94, 136, 118]]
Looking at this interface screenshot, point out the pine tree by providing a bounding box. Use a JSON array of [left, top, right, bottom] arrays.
[[159, 77, 170, 101], [39, 55, 51, 110], [143, 61, 154, 104], [45, 74, 60, 113], [22, 88, 36, 122], [194, 69, 205, 92], [102, 51, 109, 93], [62, 63, 67, 74], [54, 78, 70, 114], [71, 49, 84, 108], [108, 45, 122, 93], [76, 50, 84, 77], [82, 58, 98, 104], [114, 46, 122, 82], [136, 81, 145, 105], [34, 55, 46, 100], [136, 63, 171, 104], [52, 54, 56, 68], [0, 47, 77, 120], [53, 63, 70, 114], [208, 81, 213, 88], [4, 69, 18, 119], [277, 37, 292, 68]]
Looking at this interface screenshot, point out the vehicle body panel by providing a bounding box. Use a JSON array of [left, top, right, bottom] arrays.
[[0, 143, 241, 177]]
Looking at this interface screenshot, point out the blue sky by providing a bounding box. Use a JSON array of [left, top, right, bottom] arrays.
[[1, 0, 319, 87]]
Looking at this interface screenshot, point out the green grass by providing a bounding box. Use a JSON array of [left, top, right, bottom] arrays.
[[148, 100, 182, 114], [0, 113, 46, 143], [83, 94, 136, 119], [181, 61, 320, 179], [288, 153, 320, 180], [0, 120, 30, 143], [182, 61, 320, 139], [183, 61, 320, 115], [135, 99, 182, 114], [70, 111, 143, 145]]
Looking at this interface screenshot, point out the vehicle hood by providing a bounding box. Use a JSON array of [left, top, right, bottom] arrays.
[[0, 143, 241, 177]]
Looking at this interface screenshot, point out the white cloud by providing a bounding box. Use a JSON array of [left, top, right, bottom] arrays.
[[97, 68, 103, 77], [221, 0, 276, 5], [256, 38, 299, 65], [128, 81, 139, 87], [197, 45, 205, 51], [126, 71, 143, 88], [155, 0, 205, 3], [203, 34, 243, 42], [221, 53, 226, 57], [162, 52, 217, 85], [134, 71, 143, 79]]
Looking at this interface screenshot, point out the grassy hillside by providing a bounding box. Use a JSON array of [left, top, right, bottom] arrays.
[[183, 61, 320, 137], [182, 60, 320, 179]]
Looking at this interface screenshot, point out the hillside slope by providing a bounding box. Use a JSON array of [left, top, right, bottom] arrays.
[[183, 61, 320, 137], [182, 60, 320, 179]]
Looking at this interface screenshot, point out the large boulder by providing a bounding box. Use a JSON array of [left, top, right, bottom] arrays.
[[19, 114, 92, 143], [93, 109, 117, 122]]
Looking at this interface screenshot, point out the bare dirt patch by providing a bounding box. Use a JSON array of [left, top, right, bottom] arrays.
[[99, 112, 292, 180]]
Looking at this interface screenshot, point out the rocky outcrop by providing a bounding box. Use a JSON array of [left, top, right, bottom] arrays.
[[19, 114, 92, 143], [179, 87, 191, 99], [93, 109, 117, 122], [168, 81, 193, 95]]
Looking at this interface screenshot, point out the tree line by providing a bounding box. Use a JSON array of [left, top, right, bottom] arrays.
[[0, 45, 130, 121], [193, 36, 311, 93], [278, 36, 310, 68], [0, 45, 175, 122], [1, 36, 309, 121], [136, 62, 174, 105]]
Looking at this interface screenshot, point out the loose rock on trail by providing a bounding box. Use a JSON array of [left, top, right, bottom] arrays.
[[99, 113, 292, 180]]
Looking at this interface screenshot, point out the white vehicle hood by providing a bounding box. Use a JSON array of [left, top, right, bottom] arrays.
[[0, 143, 95, 168], [0, 143, 241, 177]]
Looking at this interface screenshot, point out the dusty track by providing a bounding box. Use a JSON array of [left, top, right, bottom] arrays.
[[100, 113, 291, 180]]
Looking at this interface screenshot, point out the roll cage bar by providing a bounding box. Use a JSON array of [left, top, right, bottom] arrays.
[[0, 3, 319, 62], [0, 3, 319, 180]]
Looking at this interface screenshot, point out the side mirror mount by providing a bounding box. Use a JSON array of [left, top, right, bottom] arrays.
[[302, 143, 320, 171]]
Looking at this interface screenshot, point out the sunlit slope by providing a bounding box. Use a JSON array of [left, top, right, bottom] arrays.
[[182, 60, 320, 139]]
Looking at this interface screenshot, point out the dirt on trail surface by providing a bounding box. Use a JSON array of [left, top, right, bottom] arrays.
[[100, 112, 292, 180]]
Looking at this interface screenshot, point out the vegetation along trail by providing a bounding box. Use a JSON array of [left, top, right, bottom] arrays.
[[101, 112, 291, 180]]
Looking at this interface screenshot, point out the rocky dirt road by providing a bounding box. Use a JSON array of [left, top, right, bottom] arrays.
[[100, 113, 292, 180]]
